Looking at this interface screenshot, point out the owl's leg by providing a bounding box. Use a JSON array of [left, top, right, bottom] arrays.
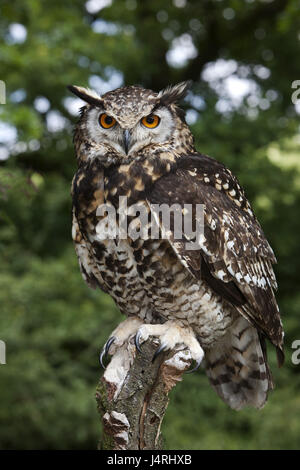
[[100, 316, 143, 368], [135, 321, 204, 373]]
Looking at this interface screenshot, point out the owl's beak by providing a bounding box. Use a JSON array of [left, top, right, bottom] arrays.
[[123, 129, 131, 154]]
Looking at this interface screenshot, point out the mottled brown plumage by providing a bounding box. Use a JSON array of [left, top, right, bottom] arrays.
[[69, 81, 284, 410]]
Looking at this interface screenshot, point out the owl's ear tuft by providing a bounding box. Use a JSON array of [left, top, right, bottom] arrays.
[[67, 85, 103, 107], [157, 81, 192, 106]]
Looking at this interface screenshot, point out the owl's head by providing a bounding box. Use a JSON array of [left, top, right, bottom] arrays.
[[68, 81, 194, 164]]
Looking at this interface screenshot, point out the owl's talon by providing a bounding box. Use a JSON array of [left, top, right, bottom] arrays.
[[134, 331, 143, 353], [152, 343, 167, 362], [185, 358, 202, 374], [134, 321, 204, 371], [99, 348, 106, 369], [100, 336, 115, 368]]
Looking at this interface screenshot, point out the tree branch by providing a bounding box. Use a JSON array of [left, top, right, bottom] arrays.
[[96, 338, 192, 450]]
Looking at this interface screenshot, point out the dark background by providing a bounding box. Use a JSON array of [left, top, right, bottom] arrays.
[[0, 0, 300, 449]]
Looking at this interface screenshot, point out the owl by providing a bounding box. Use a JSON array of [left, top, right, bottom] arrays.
[[68, 81, 284, 410]]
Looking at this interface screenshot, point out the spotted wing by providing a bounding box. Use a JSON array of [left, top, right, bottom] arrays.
[[71, 207, 101, 289], [147, 153, 284, 361], [71, 168, 108, 293]]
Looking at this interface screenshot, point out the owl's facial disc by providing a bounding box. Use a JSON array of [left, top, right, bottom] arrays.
[[69, 82, 192, 160], [86, 104, 175, 157]]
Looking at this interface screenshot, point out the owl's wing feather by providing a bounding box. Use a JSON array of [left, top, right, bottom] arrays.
[[147, 153, 284, 362], [71, 207, 101, 289], [71, 171, 108, 292]]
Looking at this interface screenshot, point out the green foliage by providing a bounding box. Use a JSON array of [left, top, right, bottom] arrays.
[[0, 0, 300, 449]]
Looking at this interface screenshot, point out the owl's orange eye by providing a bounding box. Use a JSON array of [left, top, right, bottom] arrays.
[[99, 113, 116, 129], [141, 114, 160, 129]]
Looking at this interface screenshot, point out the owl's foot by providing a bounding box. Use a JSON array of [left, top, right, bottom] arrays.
[[100, 316, 143, 368], [135, 321, 204, 373]]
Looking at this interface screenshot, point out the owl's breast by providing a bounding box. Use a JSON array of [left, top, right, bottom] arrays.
[[72, 160, 233, 343], [89, 235, 182, 323], [90, 235, 233, 346]]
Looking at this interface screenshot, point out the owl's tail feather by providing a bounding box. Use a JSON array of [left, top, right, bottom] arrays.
[[203, 316, 273, 410]]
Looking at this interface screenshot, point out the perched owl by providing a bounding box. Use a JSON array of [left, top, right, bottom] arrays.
[[68, 81, 284, 410]]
